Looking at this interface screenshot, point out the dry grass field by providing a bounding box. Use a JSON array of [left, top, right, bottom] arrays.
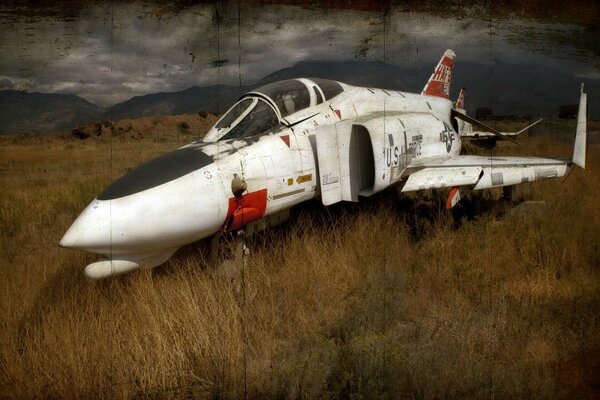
[[0, 123, 599, 399]]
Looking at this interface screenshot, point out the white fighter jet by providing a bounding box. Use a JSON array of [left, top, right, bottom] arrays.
[[60, 49, 588, 279]]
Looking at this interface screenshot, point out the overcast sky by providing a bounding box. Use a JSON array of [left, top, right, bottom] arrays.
[[0, 2, 598, 107]]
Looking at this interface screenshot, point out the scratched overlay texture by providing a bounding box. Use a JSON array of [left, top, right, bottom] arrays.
[[1, 2, 600, 399], [0, 0, 599, 134]]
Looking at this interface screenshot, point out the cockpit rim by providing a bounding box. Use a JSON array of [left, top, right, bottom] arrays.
[[204, 78, 346, 143]]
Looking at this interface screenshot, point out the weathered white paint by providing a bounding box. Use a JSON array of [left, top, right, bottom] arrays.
[[60, 50, 588, 279]]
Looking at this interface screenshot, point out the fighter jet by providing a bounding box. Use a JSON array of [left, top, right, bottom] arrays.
[[60, 49, 588, 279]]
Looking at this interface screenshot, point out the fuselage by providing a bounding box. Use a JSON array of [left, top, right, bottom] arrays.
[[60, 79, 460, 278]]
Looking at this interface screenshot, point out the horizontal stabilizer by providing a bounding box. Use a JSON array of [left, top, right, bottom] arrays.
[[452, 109, 520, 144], [514, 118, 543, 136], [461, 118, 544, 139]]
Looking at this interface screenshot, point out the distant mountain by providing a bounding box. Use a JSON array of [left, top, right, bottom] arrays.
[[104, 61, 600, 119], [0, 90, 104, 133], [104, 85, 247, 120], [1, 61, 598, 134]]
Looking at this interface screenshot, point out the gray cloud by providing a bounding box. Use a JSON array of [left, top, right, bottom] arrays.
[[0, 78, 14, 89], [0, 3, 597, 106]]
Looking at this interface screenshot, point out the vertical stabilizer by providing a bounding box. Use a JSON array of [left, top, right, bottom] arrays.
[[572, 84, 587, 169], [422, 49, 456, 99], [455, 87, 466, 110]]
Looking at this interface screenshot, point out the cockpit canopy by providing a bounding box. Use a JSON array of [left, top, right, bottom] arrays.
[[203, 78, 344, 142], [212, 97, 279, 141], [256, 79, 311, 117]]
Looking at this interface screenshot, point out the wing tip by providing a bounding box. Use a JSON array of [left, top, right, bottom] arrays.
[[572, 84, 587, 169]]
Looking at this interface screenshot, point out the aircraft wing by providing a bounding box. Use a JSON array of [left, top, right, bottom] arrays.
[[401, 155, 570, 192], [403, 90, 585, 193]]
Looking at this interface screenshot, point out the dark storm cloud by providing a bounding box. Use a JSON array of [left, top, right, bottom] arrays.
[[0, 3, 598, 106], [0, 78, 14, 89]]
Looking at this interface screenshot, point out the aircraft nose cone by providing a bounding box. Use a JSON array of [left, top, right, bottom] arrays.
[[59, 229, 76, 248], [59, 200, 111, 252], [60, 164, 229, 256]]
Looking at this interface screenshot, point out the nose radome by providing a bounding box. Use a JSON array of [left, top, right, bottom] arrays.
[[59, 200, 111, 253], [60, 166, 229, 256]]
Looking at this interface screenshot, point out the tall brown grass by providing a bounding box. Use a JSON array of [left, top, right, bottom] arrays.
[[0, 127, 598, 399]]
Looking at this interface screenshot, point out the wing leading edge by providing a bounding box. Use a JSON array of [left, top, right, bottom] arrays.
[[401, 155, 569, 192], [402, 86, 587, 194]]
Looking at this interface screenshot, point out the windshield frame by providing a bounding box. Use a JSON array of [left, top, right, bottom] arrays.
[[203, 78, 337, 143], [218, 96, 283, 141], [248, 79, 313, 119], [213, 97, 257, 131]]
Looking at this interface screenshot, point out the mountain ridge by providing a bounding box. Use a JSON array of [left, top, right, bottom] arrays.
[[0, 90, 105, 133], [1, 60, 598, 134]]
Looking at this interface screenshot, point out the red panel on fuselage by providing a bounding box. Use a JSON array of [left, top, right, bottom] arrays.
[[223, 188, 268, 232]]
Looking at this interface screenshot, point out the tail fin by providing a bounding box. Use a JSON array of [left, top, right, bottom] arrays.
[[572, 84, 587, 169], [455, 87, 465, 110], [422, 49, 456, 99]]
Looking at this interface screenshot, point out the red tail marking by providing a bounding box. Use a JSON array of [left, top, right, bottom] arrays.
[[280, 135, 290, 148], [333, 109, 341, 119], [455, 87, 466, 110], [422, 49, 456, 99], [223, 188, 268, 232]]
